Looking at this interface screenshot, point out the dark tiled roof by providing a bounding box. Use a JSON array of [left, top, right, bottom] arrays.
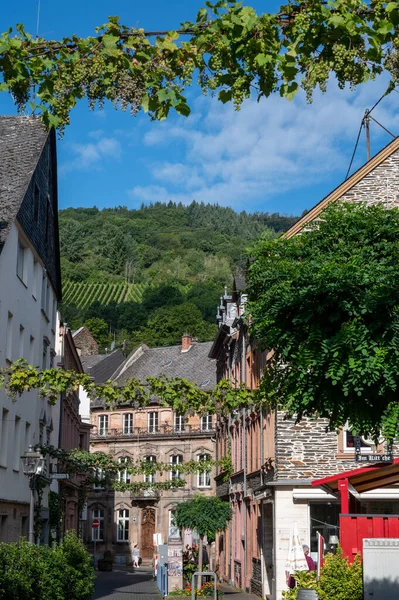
[[0, 116, 48, 253], [116, 342, 216, 389], [80, 355, 106, 372], [84, 350, 126, 384]]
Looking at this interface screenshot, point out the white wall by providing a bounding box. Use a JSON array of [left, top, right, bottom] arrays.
[[274, 487, 310, 600], [0, 222, 59, 506]]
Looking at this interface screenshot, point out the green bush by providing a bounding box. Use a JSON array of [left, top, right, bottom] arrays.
[[317, 548, 363, 600], [282, 548, 363, 600], [0, 531, 95, 600]]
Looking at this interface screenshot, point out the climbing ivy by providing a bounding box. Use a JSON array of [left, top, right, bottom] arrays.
[[1, 1, 399, 132]]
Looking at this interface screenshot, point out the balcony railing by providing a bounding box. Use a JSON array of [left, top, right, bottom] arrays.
[[91, 425, 216, 440]]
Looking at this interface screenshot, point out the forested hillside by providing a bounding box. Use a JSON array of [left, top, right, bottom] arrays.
[[59, 202, 298, 350]]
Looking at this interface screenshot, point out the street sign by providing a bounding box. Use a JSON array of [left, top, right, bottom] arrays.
[[92, 519, 100, 529], [356, 454, 393, 464], [50, 474, 69, 480]]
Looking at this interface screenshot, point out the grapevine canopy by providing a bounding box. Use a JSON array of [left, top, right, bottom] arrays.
[[1, 1, 399, 131]]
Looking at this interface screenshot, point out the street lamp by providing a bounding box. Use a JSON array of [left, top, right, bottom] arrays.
[[21, 445, 45, 543]]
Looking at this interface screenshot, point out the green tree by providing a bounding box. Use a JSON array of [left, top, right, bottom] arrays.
[[136, 302, 217, 347], [247, 202, 399, 440], [84, 317, 110, 350], [174, 495, 232, 585], [1, 2, 399, 130]]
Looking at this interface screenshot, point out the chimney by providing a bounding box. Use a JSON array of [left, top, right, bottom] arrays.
[[181, 333, 192, 353]]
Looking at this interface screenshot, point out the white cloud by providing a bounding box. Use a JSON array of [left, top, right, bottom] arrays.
[[130, 78, 399, 210], [60, 136, 122, 175]]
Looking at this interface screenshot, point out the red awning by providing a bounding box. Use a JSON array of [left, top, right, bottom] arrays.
[[312, 458, 399, 494]]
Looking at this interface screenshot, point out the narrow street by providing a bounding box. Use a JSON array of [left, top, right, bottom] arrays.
[[94, 567, 161, 600]]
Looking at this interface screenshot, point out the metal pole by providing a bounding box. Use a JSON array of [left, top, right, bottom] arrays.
[[365, 110, 371, 161], [28, 478, 35, 543], [94, 535, 97, 569]]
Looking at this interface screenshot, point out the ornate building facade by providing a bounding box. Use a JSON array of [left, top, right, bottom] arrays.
[[85, 336, 217, 564]]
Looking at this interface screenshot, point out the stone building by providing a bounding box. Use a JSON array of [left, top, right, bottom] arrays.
[[73, 326, 99, 356], [85, 335, 217, 564], [0, 116, 61, 542], [211, 135, 399, 600]]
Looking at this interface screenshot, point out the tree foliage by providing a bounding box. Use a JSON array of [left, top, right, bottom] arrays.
[[174, 495, 232, 542], [247, 202, 399, 440], [1, 1, 399, 130]]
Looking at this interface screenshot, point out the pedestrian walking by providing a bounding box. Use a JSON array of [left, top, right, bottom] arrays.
[[132, 544, 141, 568]]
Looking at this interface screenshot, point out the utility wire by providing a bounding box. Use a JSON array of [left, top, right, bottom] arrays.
[[345, 119, 364, 180], [345, 86, 398, 179]]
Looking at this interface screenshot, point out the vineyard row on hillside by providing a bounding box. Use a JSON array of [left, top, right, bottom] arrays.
[[62, 281, 146, 308]]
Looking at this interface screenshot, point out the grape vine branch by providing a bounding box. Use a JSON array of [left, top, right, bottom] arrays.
[[1, 1, 399, 132]]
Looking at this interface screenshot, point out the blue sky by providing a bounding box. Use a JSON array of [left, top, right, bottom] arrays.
[[1, 1, 398, 216]]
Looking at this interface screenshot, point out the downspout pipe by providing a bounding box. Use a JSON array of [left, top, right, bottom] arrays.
[[241, 327, 247, 591]]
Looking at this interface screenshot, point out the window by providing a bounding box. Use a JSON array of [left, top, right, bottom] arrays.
[[123, 413, 133, 435], [91, 509, 104, 541], [33, 183, 40, 222], [32, 260, 39, 300], [41, 271, 46, 312], [98, 415, 108, 436], [170, 454, 183, 481], [201, 414, 213, 432], [6, 312, 13, 362], [13, 417, 21, 471], [343, 428, 373, 453], [174, 414, 185, 432], [0, 409, 9, 467], [19, 325, 25, 359], [52, 299, 57, 331], [93, 469, 105, 489], [117, 509, 129, 542], [29, 336, 35, 365], [42, 339, 49, 369], [148, 412, 158, 433], [117, 457, 130, 483], [144, 455, 156, 483], [16, 241, 26, 283], [197, 453, 211, 488]]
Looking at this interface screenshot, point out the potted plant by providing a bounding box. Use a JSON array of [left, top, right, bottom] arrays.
[[294, 570, 318, 600], [97, 550, 113, 571]]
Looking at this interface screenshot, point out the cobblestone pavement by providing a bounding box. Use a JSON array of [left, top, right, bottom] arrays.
[[94, 566, 161, 600]]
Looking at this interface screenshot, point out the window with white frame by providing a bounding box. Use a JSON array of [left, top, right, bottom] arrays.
[[98, 415, 108, 436], [117, 457, 130, 483], [201, 414, 213, 432], [170, 454, 183, 480], [343, 425, 373, 453], [148, 412, 158, 433], [144, 455, 156, 483], [197, 453, 211, 488], [174, 413, 185, 432], [92, 508, 104, 541], [123, 413, 133, 435], [93, 468, 105, 489], [117, 509, 129, 542]]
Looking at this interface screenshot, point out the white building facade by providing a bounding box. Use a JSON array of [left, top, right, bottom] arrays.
[[0, 116, 62, 543]]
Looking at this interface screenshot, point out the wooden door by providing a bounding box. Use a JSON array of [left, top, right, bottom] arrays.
[[141, 508, 156, 558]]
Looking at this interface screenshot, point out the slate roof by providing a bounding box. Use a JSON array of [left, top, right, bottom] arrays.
[[115, 342, 216, 390], [0, 116, 48, 254], [81, 350, 125, 384]]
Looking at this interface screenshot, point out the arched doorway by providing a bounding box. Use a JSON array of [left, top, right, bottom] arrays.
[[141, 507, 156, 558]]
